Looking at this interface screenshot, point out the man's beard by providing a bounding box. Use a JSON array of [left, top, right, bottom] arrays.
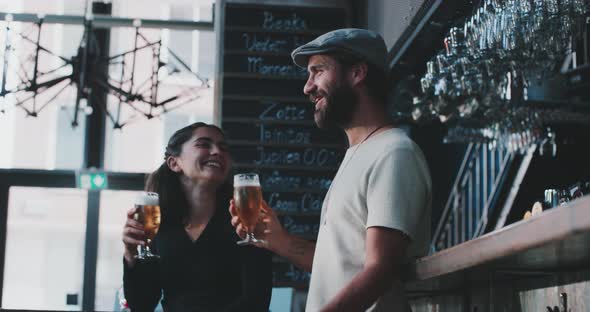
[[311, 84, 358, 129]]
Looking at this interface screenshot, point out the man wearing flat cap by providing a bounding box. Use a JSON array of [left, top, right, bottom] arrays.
[[231, 28, 432, 311]]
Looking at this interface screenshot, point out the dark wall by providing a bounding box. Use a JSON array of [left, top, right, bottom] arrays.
[[505, 126, 590, 226], [410, 122, 468, 231]]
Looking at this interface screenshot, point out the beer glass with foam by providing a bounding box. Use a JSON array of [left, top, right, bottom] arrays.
[[134, 191, 161, 260], [234, 173, 266, 245]]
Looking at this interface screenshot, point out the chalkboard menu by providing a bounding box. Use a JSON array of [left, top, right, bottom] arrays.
[[219, 2, 349, 287]]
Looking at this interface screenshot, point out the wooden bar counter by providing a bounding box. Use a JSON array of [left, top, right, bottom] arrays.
[[407, 195, 590, 295]]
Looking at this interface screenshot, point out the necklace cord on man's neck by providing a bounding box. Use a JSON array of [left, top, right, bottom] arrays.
[[355, 124, 388, 147]]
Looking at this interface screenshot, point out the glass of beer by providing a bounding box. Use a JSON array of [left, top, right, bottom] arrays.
[[133, 191, 161, 260], [234, 173, 265, 246]]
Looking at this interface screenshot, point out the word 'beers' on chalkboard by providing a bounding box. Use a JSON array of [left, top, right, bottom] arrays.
[[225, 5, 346, 31], [261, 11, 307, 31]]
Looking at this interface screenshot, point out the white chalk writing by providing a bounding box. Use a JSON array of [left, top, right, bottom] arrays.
[[261, 171, 331, 191], [268, 192, 323, 213], [254, 147, 337, 167], [247, 57, 306, 77], [262, 11, 307, 31], [259, 124, 311, 144], [259, 100, 306, 121], [242, 33, 288, 53]]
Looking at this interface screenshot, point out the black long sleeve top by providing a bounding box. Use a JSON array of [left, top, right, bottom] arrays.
[[123, 207, 272, 312]]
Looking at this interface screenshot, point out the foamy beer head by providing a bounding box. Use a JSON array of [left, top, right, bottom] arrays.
[[134, 192, 161, 240], [233, 173, 262, 230], [135, 191, 159, 206], [234, 173, 260, 187]]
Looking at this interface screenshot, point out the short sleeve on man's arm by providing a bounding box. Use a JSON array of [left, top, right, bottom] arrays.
[[366, 148, 428, 241]]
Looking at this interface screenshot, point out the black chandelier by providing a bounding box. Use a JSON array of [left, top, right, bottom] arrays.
[[0, 12, 209, 129]]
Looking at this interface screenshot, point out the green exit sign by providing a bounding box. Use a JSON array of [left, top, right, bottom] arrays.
[[77, 171, 108, 190]]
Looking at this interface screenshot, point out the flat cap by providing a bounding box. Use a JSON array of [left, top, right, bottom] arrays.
[[291, 28, 387, 73]]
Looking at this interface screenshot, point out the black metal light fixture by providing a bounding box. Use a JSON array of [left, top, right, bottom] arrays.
[[0, 9, 210, 129]]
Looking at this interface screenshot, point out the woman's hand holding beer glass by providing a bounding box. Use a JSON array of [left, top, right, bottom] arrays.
[[123, 206, 144, 266], [122, 192, 161, 266]]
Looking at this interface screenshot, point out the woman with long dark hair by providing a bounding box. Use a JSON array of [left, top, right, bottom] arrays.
[[122, 122, 272, 311]]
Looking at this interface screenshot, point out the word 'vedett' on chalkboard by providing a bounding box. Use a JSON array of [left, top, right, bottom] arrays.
[[219, 1, 349, 288]]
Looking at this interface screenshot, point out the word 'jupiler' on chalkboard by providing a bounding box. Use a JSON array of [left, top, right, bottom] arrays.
[[220, 2, 349, 287]]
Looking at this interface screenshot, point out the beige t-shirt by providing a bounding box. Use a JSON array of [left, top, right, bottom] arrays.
[[305, 128, 432, 312]]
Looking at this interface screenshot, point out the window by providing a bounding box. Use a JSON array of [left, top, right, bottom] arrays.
[[2, 187, 87, 310], [0, 19, 85, 170], [0, 0, 216, 172], [1, 1, 217, 310], [95, 190, 165, 311]]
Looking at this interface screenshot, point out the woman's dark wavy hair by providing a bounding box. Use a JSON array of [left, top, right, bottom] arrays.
[[145, 122, 232, 228]]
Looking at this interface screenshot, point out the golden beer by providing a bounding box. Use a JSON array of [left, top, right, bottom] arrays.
[[134, 192, 161, 260], [135, 204, 161, 240], [234, 173, 266, 245], [234, 185, 262, 230]]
